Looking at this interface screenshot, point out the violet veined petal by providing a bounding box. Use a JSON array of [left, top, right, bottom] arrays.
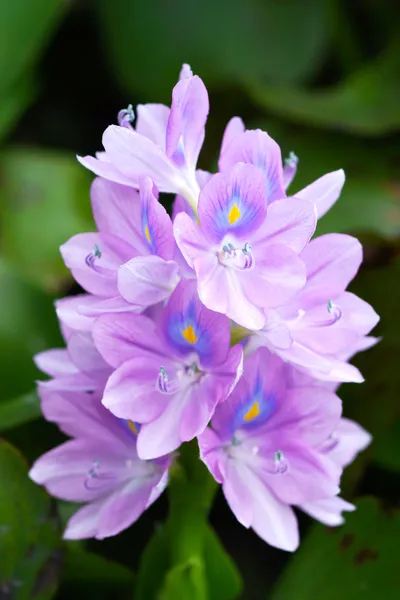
[[219, 129, 285, 204], [139, 176, 175, 259], [295, 169, 345, 219], [166, 74, 209, 170], [198, 163, 267, 243]]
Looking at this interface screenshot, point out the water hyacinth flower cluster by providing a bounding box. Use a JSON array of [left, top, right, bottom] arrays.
[[30, 64, 379, 551]]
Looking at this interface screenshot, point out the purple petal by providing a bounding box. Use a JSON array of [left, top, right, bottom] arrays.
[[29, 439, 122, 502], [271, 387, 342, 446], [295, 169, 345, 219], [35, 349, 78, 377], [218, 130, 285, 204], [196, 169, 213, 189], [77, 155, 137, 187], [136, 387, 191, 459], [60, 232, 133, 297], [172, 195, 196, 221], [179, 63, 193, 79], [67, 331, 111, 377], [223, 462, 253, 527], [93, 313, 164, 368], [259, 310, 293, 350], [300, 496, 355, 526], [198, 164, 267, 243], [254, 197, 316, 253], [78, 296, 143, 317], [297, 234, 363, 308], [161, 280, 231, 366], [283, 152, 298, 190], [91, 178, 147, 254], [244, 244, 307, 309], [135, 103, 170, 150], [275, 341, 334, 374], [139, 176, 175, 259], [262, 443, 339, 505], [39, 390, 129, 442], [303, 357, 364, 384], [101, 125, 181, 194], [220, 116, 245, 156], [102, 357, 170, 422], [194, 256, 266, 330], [179, 376, 221, 442], [198, 428, 226, 483], [334, 292, 380, 337], [55, 295, 94, 333], [63, 500, 104, 540], [96, 480, 154, 539], [166, 74, 209, 170], [173, 211, 210, 269], [328, 417, 372, 468], [118, 256, 180, 307], [235, 463, 299, 551], [211, 348, 286, 438]]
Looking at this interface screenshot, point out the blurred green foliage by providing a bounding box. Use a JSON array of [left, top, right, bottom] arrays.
[[0, 0, 399, 598], [271, 498, 400, 600]]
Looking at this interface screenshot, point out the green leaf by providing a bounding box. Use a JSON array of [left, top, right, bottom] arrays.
[[0, 440, 61, 599], [61, 546, 134, 598], [373, 419, 400, 473], [0, 1, 66, 140], [0, 391, 41, 432], [0, 77, 36, 142], [203, 527, 242, 600], [136, 525, 170, 600], [247, 41, 400, 136], [160, 558, 207, 600], [136, 524, 242, 600], [0, 259, 62, 401], [0, 147, 94, 291], [271, 498, 400, 600], [97, 0, 329, 100]]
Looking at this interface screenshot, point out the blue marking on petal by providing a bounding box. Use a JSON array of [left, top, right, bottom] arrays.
[[213, 184, 260, 241], [165, 299, 210, 359], [141, 207, 158, 255], [233, 374, 276, 431]]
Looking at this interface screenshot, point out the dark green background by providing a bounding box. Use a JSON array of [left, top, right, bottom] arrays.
[[0, 1, 399, 598]]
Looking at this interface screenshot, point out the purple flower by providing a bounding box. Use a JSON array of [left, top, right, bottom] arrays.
[[219, 123, 345, 218], [77, 65, 209, 212], [248, 233, 379, 382], [60, 177, 181, 316], [198, 348, 343, 551], [94, 281, 243, 459], [300, 417, 371, 525], [174, 163, 316, 329], [29, 390, 172, 540], [35, 322, 112, 394]]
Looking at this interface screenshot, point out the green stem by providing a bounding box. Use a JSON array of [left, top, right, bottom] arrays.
[[167, 440, 218, 565]]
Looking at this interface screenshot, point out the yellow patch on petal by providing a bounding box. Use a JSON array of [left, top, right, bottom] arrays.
[[127, 420, 138, 435], [228, 203, 241, 225], [144, 225, 151, 243], [244, 401, 261, 422], [182, 325, 197, 344]]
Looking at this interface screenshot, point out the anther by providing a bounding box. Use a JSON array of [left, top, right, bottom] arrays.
[[241, 242, 254, 269], [157, 366, 169, 393], [284, 151, 298, 168], [85, 244, 102, 270], [118, 104, 134, 128], [274, 450, 288, 474], [320, 300, 342, 326], [283, 151, 298, 189]]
